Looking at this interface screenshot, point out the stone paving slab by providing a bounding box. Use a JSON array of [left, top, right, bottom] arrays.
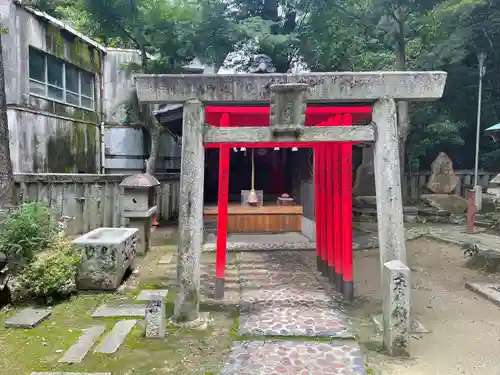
[[31, 373, 111, 375], [136, 289, 169, 301], [94, 320, 137, 354], [4, 307, 51, 328], [158, 254, 173, 264], [239, 301, 353, 338], [59, 326, 106, 363], [465, 282, 500, 307], [91, 304, 146, 318], [220, 340, 366, 375], [240, 285, 333, 304]]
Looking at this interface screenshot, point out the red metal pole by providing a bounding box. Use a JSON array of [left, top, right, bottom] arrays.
[[341, 113, 354, 301], [467, 189, 476, 234], [215, 113, 230, 299]]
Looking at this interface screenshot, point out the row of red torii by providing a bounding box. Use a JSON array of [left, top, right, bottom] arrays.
[[203, 105, 373, 302], [135, 72, 448, 326]]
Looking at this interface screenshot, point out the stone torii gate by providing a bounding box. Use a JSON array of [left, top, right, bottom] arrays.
[[135, 72, 447, 346]]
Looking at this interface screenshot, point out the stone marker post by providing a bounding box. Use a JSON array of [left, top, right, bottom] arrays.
[[174, 99, 205, 323], [145, 293, 166, 338], [372, 97, 407, 270], [382, 260, 411, 357]]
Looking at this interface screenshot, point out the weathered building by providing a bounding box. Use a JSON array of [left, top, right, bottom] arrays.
[[0, 0, 182, 174]]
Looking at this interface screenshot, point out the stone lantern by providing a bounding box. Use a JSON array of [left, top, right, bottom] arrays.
[[120, 173, 160, 255]]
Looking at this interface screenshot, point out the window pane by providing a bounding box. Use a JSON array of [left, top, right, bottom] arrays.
[[81, 72, 94, 98], [29, 48, 45, 82], [65, 65, 79, 93], [29, 80, 45, 96], [81, 97, 94, 109], [66, 92, 80, 106], [47, 56, 63, 88], [48, 85, 63, 100]]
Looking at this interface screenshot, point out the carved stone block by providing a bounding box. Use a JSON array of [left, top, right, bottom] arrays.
[[73, 228, 138, 290], [269, 83, 308, 134], [382, 260, 411, 357]]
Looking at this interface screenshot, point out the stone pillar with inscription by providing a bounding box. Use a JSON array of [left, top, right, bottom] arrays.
[[174, 99, 205, 323], [382, 260, 411, 357]]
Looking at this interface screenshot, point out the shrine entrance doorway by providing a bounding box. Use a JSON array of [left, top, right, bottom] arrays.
[[202, 105, 372, 301]]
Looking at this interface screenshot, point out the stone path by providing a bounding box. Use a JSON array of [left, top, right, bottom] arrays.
[[221, 251, 366, 374]]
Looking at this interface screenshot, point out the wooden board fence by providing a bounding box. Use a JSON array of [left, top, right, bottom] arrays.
[[13, 173, 180, 236]]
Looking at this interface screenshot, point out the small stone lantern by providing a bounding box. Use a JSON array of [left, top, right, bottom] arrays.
[[120, 173, 160, 255]]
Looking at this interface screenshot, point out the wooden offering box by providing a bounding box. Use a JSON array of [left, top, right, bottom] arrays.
[[204, 204, 302, 233]]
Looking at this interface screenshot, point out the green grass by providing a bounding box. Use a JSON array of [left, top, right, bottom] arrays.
[[0, 289, 233, 375]]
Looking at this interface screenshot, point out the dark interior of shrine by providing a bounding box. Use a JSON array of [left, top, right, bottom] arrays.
[[203, 147, 312, 204]]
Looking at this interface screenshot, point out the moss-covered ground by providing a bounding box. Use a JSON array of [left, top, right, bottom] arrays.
[[0, 228, 235, 375]]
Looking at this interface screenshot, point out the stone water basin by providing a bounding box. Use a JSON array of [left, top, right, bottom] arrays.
[[73, 227, 138, 290]]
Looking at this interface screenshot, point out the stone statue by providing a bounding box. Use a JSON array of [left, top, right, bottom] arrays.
[[426, 152, 459, 194], [353, 146, 376, 196]]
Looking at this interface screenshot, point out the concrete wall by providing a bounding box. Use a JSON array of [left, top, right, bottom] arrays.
[[102, 48, 181, 173], [1, 0, 104, 173]]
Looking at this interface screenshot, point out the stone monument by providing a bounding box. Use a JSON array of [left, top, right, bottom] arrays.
[[426, 152, 459, 194], [353, 146, 376, 196]]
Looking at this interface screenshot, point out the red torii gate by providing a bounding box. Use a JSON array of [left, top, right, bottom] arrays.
[[204, 105, 372, 301]]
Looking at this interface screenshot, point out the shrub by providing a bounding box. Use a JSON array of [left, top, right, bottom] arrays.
[[9, 234, 80, 303], [0, 202, 58, 268]]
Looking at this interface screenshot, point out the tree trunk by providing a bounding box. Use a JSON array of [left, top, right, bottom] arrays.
[[145, 123, 161, 175], [0, 34, 15, 208]]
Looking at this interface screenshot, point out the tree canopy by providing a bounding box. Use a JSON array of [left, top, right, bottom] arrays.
[[25, 0, 500, 171]]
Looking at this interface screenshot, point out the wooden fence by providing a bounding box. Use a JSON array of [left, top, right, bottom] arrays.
[[13, 173, 180, 236], [403, 170, 497, 201]]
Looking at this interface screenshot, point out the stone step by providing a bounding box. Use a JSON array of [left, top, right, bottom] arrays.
[[136, 289, 169, 301], [220, 340, 365, 374], [4, 307, 51, 329], [91, 304, 146, 318], [94, 320, 137, 354], [59, 325, 106, 363]]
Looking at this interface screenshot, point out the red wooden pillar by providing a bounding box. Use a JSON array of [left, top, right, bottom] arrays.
[[341, 113, 354, 301], [215, 113, 230, 299], [314, 144, 322, 271], [327, 115, 341, 284], [332, 115, 342, 287]]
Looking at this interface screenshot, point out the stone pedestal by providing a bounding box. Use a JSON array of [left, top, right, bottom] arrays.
[[145, 293, 166, 338], [73, 227, 138, 290], [127, 213, 154, 256], [382, 260, 411, 357]]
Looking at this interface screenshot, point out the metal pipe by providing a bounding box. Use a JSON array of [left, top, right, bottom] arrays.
[[474, 52, 486, 188]]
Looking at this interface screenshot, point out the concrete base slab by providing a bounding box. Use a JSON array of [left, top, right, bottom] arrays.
[[136, 289, 169, 301], [4, 307, 51, 328], [170, 312, 211, 330], [372, 314, 428, 334], [59, 326, 106, 363], [158, 254, 173, 264], [94, 320, 137, 354], [465, 282, 500, 307], [220, 340, 366, 375], [91, 304, 146, 318]]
